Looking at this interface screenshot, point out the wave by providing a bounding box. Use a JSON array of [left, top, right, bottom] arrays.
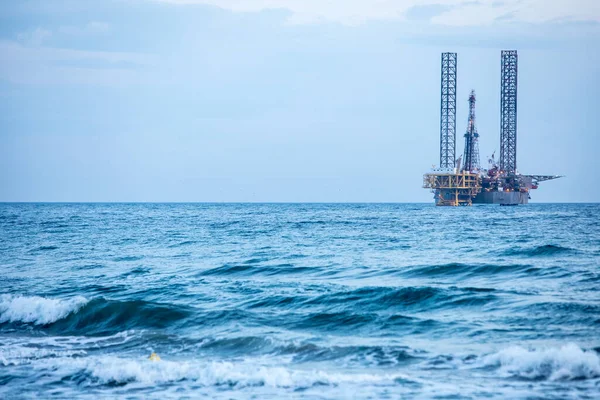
[[296, 311, 378, 331], [0, 295, 88, 325], [236, 286, 497, 334], [402, 262, 545, 278], [284, 311, 442, 336], [192, 336, 420, 366], [0, 345, 86, 367], [51, 299, 192, 335], [167, 240, 198, 248], [513, 301, 600, 322], [119, 266, 151, 277], [482, 343, 600, 380], [36, 356, 417, 389], [35, 245, 59, 251], [285, 344, 419, 366], [302, 286, 444, 309], [501, 244, 574, 257], [243, 295, 303, 309], [0, 295, 192, 335], [199, 263, 317, 277], [112, 255, 144, 262], [302, 286, 496, 313]]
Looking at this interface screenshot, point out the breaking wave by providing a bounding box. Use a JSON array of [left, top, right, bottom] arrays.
[[0, 295, 192, 335], [0, 295, 88, 325], [40, 356, 417, 389], [0, 345, 86, 367], [482, 343, 600, 380]]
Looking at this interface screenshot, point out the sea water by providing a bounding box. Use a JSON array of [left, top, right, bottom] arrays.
[[0, 203, 599, 399]]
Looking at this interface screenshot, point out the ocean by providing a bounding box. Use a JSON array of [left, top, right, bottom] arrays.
[[0, 203, 599, 399]]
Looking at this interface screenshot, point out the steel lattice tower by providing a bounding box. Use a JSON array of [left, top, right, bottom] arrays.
[[500, 50, 518, 175], [462, 90, 480, 172], [440, 52, 457, 169]]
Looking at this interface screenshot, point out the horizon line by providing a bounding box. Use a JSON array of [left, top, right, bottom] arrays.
[[0, 201, 597, 205]]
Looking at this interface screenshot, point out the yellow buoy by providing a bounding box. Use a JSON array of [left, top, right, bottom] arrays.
[[149, 352, 161, 362]]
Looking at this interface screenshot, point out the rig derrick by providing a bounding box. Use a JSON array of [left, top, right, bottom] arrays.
[[462, 90, 480, 173]]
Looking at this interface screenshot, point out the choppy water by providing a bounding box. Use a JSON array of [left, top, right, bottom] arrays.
[[1, 203, 599, 399]]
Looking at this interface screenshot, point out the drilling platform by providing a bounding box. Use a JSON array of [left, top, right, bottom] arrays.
[[423, 51, 562, 206]]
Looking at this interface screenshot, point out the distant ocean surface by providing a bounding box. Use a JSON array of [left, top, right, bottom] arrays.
[[1, 203, 599, 399]]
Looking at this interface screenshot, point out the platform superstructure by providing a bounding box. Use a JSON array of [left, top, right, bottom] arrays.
[[423, 50, 561, 206]]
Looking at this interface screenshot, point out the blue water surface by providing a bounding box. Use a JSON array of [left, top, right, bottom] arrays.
[[1, 203, 599, 399]]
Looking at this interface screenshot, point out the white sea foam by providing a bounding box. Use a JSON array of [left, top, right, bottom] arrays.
[[31, 355, 413, 390], [482, 343, 600, 380], [0, 294, 88, 325], [0, 345, 86, 366], [91, 358, 408, 388]]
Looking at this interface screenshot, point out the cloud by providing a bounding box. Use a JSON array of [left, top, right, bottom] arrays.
[[15, 22, 111, 49], [0, 40, 154, 85], [58, 21, 111, 36], [431, 0, 600, 26], [17, 28, 52, 46], [155, 0, 600, 26]]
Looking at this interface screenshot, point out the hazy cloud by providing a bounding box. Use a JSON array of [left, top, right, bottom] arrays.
[[156, 0, 600, 26], [16, 27, 52, 46], [405, 4, 453, 21], [58, 21, 111, 36], [0, 40, 154, 85]]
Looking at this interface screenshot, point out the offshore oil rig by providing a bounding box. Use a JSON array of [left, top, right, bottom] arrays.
[[423, 51, 561, 206]]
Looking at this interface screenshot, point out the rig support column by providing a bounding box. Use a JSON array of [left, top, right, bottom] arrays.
[[440, 52, 457, 169], [500, 50, 518, 175]]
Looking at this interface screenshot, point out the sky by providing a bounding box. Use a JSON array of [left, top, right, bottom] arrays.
[[0, 0, 599, 202]]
